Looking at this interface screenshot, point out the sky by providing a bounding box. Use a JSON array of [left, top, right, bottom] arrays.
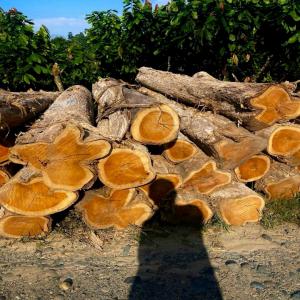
[[1, 0, 167, 36]]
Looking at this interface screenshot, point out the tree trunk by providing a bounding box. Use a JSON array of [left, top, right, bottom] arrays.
[[255, 161, 300, 200], [0, 89, 60, 131], [138, 87, 267, 169], [136, 67, 300, 131], [8, 86, 111, 191]]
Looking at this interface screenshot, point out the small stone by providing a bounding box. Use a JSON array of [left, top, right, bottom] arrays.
[[261, 233, 272, 241], [59, 278, 73, 291], [250, 281, 264, 290], [225, 260, 239, 271], [291, 291, 300, 299]]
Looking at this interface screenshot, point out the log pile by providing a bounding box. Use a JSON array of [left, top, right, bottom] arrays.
[[0, 67, 299, 238]]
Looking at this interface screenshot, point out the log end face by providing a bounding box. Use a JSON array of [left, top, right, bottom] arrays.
[[0, 145, 9, 165], [219, 195, 265, 226], [0, 170, 10, 187], [98, 149, 155, 189], [131, 105, 179, 145], [0, 216, 51, 238], [234, 155, 271, 182]]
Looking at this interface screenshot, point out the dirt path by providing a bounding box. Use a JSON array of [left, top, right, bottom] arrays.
[[0, 217, 299, 300]]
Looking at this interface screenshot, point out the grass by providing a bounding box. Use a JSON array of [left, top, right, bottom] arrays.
[[260, 195, 300, 228]]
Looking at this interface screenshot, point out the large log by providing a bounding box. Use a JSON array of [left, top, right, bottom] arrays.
[[136, 67, 300, 131], [0, 89, 59, 131], [8, 86, 111, 191], [138, 87, 267, 169]]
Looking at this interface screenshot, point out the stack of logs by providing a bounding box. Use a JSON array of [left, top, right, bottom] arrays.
[[0, 67, 299, 238]]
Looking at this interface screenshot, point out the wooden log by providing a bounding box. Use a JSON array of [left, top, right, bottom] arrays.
[[0, 215, 51, 238], [255, 161, 300, 200], [138, 87, 267, 169], [0, 168, 77, 216], [234, 154, 271, 182], [0, 145, 9, 166], [257, 124, 300, 167], [76, 188, 156, 229], [136, 67, 300, 131], [93, 79, 179, 145], [0, 89, 59, 131], [0, 169, 10, 187], [8, 86, 111, 191]]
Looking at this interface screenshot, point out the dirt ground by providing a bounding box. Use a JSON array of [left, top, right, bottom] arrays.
[[0, 213, 299, 300]]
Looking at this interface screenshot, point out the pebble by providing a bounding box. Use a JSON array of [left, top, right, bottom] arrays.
[[291, 291, 300, 300], [250, 281, 264, 290], [225, 260, 240, 271], [261, 234, 272, 241], [59, 278, 73, 291]]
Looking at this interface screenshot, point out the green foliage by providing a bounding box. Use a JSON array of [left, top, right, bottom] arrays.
[[0, 1, 299, 90]]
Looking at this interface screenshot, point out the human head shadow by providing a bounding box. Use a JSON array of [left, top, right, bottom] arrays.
[[128, 179, 222, 300]]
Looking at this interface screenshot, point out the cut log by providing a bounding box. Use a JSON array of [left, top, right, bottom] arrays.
[[136, 67, 299, 131], [76, 188, 156, 229], [0, 89, 59, 131], [257, 124, 300, 167], [210, 182, 265, 225], [0, 169, 10, 187], [97, 148, 155, 189], [130, 104, 179, 145], [138, 87, 267, 169], [9, 86, 111, 191], [255, 161, 300, 200], [0, 145, 9, 165], [0, 168, 78, 216], [0, 215, 51, 238], [93, 79, 179, 144], [163, 133, 198, 164], [234, 155, 271, 182]]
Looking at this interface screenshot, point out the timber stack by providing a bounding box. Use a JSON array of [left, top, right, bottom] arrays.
[[0, 67, 299, 238]]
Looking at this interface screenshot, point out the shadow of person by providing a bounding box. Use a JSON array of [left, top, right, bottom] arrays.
[[129, 179, 223, 300]]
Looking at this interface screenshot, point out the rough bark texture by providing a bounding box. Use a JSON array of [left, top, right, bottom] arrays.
[[255, 161, 300, 200], [76, 188, 156, 229], [136, 67, 299, 131], [139, 87, 267, 169], [0, 89, 59, 131]]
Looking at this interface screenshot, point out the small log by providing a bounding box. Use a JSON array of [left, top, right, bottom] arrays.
[[0, 145, 9, 165], [163, 133, 198, 164], [255, 161, 300, 200], [0, 215, 51, 238], [97, 147, 155, 189], [0, 168, 78, 216], [76, 188, 156, 229], [93, 79, 179, 144], [0, 169, 10, 187], [138, 87, 267, 169], [136, 67, 300, 131], [0, 89, 59, 131], [257, 124, 300, 167], [9, 86, 111, 191], [234, 155, 271, 182]]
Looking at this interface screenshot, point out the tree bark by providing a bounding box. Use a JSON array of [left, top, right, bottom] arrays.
[[0, 89, 60, 131], [136, 67, 300, 131]]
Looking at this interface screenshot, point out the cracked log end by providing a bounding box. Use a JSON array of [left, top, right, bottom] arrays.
[[131, 104, 179, 145], [9, 124, 111, 191], [182, 161, 231, 194], [265, 176, 300, 200], [0, 215, 51, 238], [98, 148, 155, 189], [77, 189, 155, 229], [268, 126, 300, 160], [175, 199, 213, 224], [234, 155, 271, 182], [163, 139, 198, 163], [0, 177, 78, 216], [0, 145, 9, 165], [219, 195, 265, 226], [139, 174, 182, 205], [251, 86, 300, 126], [0, 170, 10, 187]]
